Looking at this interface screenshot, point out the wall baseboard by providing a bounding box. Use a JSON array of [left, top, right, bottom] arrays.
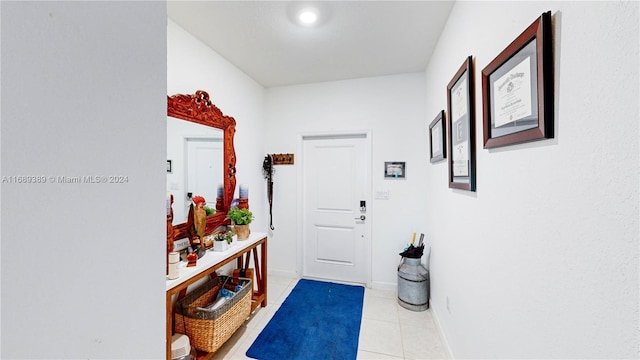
[[267, 269, 299, 279], [267, 271, 400, 294], [371, 280, 396, 292], [430, 303, 454, 359]]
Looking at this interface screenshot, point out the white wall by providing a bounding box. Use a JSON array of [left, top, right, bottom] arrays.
[[424, 1, 639, 358], [168, 19, 268, 233], [264, 74, 428, 288], [1, 2, 166, 358]]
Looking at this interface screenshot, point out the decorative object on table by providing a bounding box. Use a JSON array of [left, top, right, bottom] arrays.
[[212, 240, 227, 252], [397, 233, 429, 311], [196, 245, 206, 259], [226, 207, 253, 240], [188, 195, 208, 255], [215, 184, 224, 212], [202, 234, 214, 250], [174, 276, 252, 354], [239, 184, 249, 198], [384, 161, 406, 179], [192, 196, 207, 241], [212, 231, 234, 252], [246, 279, 364, 360], [168, 251, 180, 280], [186, 248, 198, 267], [447, 56, 476, 192], [238, 184, 249, 210], [429, 110, 446, 163], [174, 238, 191, 263], [482, 11, 554, 149], [262, 154, 275, 230]]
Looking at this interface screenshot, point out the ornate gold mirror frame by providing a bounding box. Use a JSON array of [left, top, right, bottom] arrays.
[[167, 90, 236, 242]]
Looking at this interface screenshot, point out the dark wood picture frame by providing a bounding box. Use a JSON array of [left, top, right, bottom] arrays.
[[429, 110, 446, 163], [447, 56, 476, 192], [481, 11, 554, 148]]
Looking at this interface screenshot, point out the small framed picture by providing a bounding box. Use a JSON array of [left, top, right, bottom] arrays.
[[429, 110, 446, 163], [167, 160, 173, 173], [384, 161, 406, 179]]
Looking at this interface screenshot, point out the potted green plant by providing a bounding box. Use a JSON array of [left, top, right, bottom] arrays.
[[226, 207, 253, 240], [212, 231, 234, 251]]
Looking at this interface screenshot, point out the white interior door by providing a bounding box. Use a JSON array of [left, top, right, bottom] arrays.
[[186, 138, 222, 209], [302, 133, 370, 285]]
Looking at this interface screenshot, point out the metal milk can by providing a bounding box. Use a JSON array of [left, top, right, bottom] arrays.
[[397, 257, 429, 311]]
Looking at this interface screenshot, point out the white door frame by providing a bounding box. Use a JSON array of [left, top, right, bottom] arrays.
[[296, 130, 373, 287]]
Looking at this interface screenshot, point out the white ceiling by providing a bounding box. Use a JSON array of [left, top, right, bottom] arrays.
[[167, 1, 455, 88]]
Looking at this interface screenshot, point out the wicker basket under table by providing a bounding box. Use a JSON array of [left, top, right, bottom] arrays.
[[174, 276, 252, 354]]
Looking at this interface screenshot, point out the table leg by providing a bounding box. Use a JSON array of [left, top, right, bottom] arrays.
[[261, 240, 267, 307]]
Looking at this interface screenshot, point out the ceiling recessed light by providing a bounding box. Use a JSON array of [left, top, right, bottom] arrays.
[[287, 3, 330, 28], [297, 7, 319, 26]]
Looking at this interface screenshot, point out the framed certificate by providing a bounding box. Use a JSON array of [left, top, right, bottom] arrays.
[[482, 11, 554, 148], [429, 110, 446, 163], [447, 56, 476, 192]]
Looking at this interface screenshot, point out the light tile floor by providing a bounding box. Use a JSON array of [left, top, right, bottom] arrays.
[[209, 275, 449, 360]]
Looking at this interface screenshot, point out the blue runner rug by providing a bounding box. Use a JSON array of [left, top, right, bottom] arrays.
[[246, 279, 365, 360]]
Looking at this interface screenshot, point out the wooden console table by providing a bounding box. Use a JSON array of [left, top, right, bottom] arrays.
[[166, 232, 267, 360]]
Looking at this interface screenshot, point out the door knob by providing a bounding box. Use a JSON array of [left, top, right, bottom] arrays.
[[354, 215, 366, 221]]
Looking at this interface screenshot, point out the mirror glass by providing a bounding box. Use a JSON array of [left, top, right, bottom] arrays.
[[166, 90, 236, 242], [167, 117, 223, 225]]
